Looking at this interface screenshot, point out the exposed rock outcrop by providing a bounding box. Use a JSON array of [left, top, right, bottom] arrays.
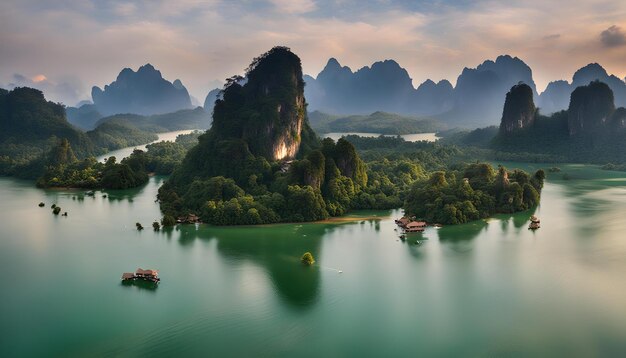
[[567, 81, 615, 136], [500, 83, 536, 134], [210, 47, 313, 161]]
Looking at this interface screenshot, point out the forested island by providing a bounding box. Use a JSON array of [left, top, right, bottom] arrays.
[[6, 47, 621, 227], [156, 47, 543, 226], [405, 163, 544, 225]]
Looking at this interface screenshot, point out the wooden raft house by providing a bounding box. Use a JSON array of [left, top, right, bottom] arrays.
[[121, 268, 160, 283], [405, 221, 427, 232], [177, 213, 201, 224], [395, 217, 428, 233], [394, 217, 411, 228]]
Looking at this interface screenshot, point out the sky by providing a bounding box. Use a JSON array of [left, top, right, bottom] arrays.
[[1, 0, 625, 106]]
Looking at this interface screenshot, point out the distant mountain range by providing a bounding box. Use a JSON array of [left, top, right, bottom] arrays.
[[67, 64, 209, 131], [58, 58, 626, 131], [539, 63, 626, 115], [92, 64, 193, 117], [303, 56, 626, 128]]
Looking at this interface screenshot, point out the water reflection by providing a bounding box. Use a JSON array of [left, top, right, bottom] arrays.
[[174, 224, 328, 309], [120, 280, 159, 292], [437, 220, 488, 253]]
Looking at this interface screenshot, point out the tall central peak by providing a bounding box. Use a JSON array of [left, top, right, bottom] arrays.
[[211, 46, 315, 161]]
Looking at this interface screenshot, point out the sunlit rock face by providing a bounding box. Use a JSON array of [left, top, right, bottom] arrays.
[[266, 94, 304, 160], [241, 76, 306, 161], [500, 83, 536, 134]]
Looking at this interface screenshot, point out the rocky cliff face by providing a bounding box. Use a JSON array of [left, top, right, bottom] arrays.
[[500, 84, 536, 134], [538, 63, 626, 114], [209, 47, 313, 161], [567, 81, 615, 136], [451, 55, 537, 127], [92, 64, 192, 116]]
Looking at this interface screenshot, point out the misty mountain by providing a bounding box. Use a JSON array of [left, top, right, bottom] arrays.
[[441, 55, 537, 127], [203, 88, 221, 113], [538, 63, 626, 114], [305, 55, 537, 128], [537, 80, 570, 115], [66, 104, 102, 130], [92, 64, 193, 116], [305, 58, 452, 116]]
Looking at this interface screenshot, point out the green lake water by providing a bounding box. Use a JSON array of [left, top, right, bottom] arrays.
[[1, 163, 626, 356]]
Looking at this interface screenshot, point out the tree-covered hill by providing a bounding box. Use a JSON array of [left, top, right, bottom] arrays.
[[158, 47, 379, 225], [308, 111, 445, 135], [0, 87, 159, 178]]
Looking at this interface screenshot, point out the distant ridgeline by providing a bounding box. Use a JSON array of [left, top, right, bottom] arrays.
[[159, 47, 385, 225], [308, 111, 445, 135], [405, 163, 545, 225], [304, 56, 626, 128], [492, 81, 626, 163], [92, 64, 192, 116], [67, 64, 210, 131]]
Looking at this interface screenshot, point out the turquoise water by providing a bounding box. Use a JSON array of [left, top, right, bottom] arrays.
[[1, 163, 626, 356], [96, 130, 198, 162]]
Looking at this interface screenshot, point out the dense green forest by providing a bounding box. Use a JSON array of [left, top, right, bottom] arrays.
[[37, 131, 201, 189], [308, 110, 444, 135], [404, 163, 544, 225], [158, 47, 430, 225], [0, 87, 186, 178]]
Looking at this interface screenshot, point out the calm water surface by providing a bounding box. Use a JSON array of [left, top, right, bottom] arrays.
[[1, 163, 626, 356], [96, 130, 199, 161], [322, 132, 439, 142]]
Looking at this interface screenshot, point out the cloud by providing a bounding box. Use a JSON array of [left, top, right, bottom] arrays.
[[268, 0, 316, 14], [600, 25, 626, 47], [32, 74, 48, 82], [542, 34, 561, 40], [4, 73, 87, 106], [1, 0, 626, 98], [113, 3, 137, 17]]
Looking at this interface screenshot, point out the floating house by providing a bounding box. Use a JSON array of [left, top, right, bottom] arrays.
[[177, 213, 201, 224], [395, 217, 410, 228], [405, 221, 427, 232], [121, 268, 160, 283]]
